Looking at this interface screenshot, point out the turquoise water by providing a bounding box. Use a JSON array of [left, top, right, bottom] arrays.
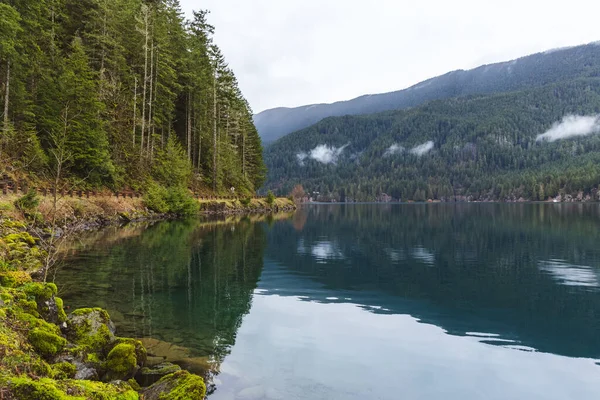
[[57, 204, 600, 399]]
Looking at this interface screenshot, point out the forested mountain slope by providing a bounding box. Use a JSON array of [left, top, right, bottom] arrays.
[[264, 78, 600, 201], [0, 0, 265, 195], [255, 42, 600, 143]]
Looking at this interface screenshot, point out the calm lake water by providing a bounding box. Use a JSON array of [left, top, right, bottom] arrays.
[[57, 204, 600, 399]]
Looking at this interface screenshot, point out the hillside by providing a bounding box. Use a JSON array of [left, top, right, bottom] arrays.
[[264, 78, 600, 201], [255, 42, 600, 143]]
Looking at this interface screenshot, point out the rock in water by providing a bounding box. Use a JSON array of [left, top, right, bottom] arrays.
[[142, 371, 206, 400], [136, 362, 182, 387]]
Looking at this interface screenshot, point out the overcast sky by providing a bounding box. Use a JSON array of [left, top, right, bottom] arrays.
[[179, 0, 600, 114]]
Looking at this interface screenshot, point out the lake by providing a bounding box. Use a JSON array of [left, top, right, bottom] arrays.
[[56, 204, 600, 399]]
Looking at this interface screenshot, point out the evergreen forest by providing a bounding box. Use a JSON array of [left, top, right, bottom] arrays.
[[0, 0, 265, 196], [264, 78, 600, 202]]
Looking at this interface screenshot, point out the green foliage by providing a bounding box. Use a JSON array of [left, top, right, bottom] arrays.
[[143, 182, 199, 216], [152, 137, 193, 188], [265, 78, 600, 201], [266, 190, 275, 205], [14, 189, 40, 213], [2, 0, 265, 194], [240, 197, 251, 206], [143, 182, 170, 214]]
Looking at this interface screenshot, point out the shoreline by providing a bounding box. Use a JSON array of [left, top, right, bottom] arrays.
[[0, 194, 295, 399]]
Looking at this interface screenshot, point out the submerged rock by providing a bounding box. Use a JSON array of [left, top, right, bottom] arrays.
[[142, 371, 206, 400], [136, 362, 182, 387]]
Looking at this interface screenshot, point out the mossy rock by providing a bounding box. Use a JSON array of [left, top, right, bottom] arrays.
[[8, 376, 69, 400], [6, 376, 140, 400], [141, 371, 206, 400], [4, 232, 36, 246], [136, 362, 181, 387], [104, 343, 138, 381], [66, 308, 115, 353], [51, 361, 77, 380], [23, 282, 57, 303], [0, 270, 33, 288], [110, 337, 147, 366], [28, 327, 67, 358], [38, 296, 68, 325]]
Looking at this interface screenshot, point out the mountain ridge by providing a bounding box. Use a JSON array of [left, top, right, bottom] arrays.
[[255, 41, 600, 144]]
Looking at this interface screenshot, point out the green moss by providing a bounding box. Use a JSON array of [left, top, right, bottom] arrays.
[[52, 362, 77, 380], [9, 376, 71, 400], [144, 371, 206, 400], [128, 378, 141, 391], [111, 337, 147, 366], [54, 297, 68, 324], [105, 343, 137, 380], [28, 328, 67, 357], [4, 232, 36, 246], [23, 282, 57, 302], [7, 376, 140, 400], [17, 298, 40, 317], [0, 270, 33, 287], [86, 352, 101, 364], [67, 308, 114, 353]]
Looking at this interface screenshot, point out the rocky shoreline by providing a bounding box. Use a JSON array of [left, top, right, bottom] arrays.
[[0, 196, 296, 399], [0, 217, 207, 399]]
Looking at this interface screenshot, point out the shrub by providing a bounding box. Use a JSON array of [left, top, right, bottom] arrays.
[[266, 190, 275, 205], [143, 182, 198, 216], [14, 189, 40, 213], [165, 186, 199, 216], [240, 197, 251, 206], [143, 182, 169, 214]]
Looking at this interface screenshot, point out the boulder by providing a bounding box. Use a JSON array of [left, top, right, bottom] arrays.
[[104, 343, 139, 381], [142, 371, 206, 400], [65, 308, 115, 353]]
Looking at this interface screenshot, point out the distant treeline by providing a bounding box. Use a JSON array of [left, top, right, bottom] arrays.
[[0, 0, 265, 195], [265, 78, 600, 201]]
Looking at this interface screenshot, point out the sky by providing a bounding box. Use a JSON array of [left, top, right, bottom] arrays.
[[179, 0, 600, 114]]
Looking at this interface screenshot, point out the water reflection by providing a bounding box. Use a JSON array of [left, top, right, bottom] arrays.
[[57, 215, 279, 378], [264, 203, 600, 359], [56, 204, 600, 399]]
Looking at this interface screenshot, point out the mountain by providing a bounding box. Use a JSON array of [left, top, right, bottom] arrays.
[[255, 42, 600, 144], [263, 77, 600, 202]]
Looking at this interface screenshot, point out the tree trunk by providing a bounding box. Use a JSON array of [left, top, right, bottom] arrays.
[[147, 42, 154, 155], [151, 48, 158, 157], [140, 6, 150, 156], [3, 60, 9, 137], [212, 69, 217, 192], [133, 76, 137, 146], [187, 91, 192, 161], [242, 131, 246, 179]]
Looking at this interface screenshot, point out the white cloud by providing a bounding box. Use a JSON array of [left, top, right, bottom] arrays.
[[297, 143, 349, 165], [384, 144, 405, 157], [181, 0, 600, 112], [410, 141, 434, 156], [536, 115, 600, 142], [296, 152, 308, 166]]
